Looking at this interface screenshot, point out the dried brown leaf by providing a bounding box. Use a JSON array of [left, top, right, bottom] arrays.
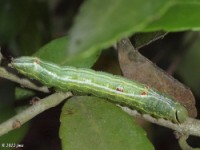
[[117, 38, 197, 117]]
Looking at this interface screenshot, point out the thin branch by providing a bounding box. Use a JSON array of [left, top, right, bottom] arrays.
[[178, 135, 193, 150], [120, 106, 200, 137], [0, 67, 49, 93], [0, 92, 72, 136]]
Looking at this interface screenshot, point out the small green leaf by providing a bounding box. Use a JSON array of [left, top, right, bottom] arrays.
[[60, 96, 154, 150], [15, 87, 35, 101], [34, 36, 101, 68]]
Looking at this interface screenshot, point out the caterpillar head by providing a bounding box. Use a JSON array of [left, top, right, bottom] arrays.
[[175, 104, 188, 123], [11, 57, 44, 80]]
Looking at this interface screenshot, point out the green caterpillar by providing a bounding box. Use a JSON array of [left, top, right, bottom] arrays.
[[11, 56, 188, 123]]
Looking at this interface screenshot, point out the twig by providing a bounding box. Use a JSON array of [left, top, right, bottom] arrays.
[[120, 106, 200, 137], [178, 135, 193, 150], [0, 92, 72, 136], [0, 67, 49, 93]]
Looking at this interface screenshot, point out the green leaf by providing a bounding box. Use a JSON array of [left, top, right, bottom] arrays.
[[145, 2, 200, 32], [0, 0, 30, 44], [177, 32, 200, 97], [68, 0, 200, 56], [34, 36, 69, 64], [34, 36, 101, 68], [60, 96, 154, 150], [15, 87, 35, 101]]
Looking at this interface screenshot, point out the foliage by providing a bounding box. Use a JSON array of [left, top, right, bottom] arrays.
[[0, 0, 200, 149]]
